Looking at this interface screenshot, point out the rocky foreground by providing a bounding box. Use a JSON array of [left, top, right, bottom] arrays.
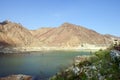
[[0, 74, 32, 80], [50, 45, 120, 80]]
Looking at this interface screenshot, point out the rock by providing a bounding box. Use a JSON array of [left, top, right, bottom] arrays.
[[74, 56, 90, 65], [91, 65, 97, 70], [110, 50, 120, 68], [72, 66, 80, 75], [0, 74, 32, 80]]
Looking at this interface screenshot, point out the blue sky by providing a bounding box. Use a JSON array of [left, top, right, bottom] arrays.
[[0, 0, 120, 36]]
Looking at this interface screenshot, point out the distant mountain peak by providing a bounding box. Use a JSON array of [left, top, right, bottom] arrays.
[[60, 22, 78, 29], [62, 22, 73, 25]]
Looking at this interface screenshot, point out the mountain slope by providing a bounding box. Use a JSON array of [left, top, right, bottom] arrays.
[[0, 20, 40, 47], [0, 33, 15, 47], [33, 23, 112, 47], [0, 21, 118, 49]]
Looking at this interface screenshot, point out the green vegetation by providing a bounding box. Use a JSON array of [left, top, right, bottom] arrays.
[[50, 46, 120, 80]]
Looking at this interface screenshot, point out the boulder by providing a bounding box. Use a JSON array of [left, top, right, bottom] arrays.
[[0, 74, 32, 80]]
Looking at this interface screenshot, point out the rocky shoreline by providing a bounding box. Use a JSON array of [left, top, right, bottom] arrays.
[[50, 47, 120, 80]]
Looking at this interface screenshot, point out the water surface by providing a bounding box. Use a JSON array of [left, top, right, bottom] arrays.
[[0, 51, 91, 79]]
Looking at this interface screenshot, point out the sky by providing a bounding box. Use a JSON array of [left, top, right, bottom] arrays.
[[0, 0, 120, 36]]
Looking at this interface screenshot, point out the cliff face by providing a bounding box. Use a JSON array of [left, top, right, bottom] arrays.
[[0, 21, 118, 49]]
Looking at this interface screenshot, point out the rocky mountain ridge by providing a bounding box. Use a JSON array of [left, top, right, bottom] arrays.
[[0, 20, 119, 51]]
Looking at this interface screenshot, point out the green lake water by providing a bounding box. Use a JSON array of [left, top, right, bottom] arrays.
[[0, 51, 91, 80]]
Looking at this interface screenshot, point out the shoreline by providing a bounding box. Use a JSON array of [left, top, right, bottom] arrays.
[[0, 49, 97, 55], [0, 46, 107, 54]]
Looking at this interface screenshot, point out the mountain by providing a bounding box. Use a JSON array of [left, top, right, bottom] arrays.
[[32, 23, 113, 47], [0, 20, 41, 47], [0, 33, 15, 47], [0, 20, 119, 51]]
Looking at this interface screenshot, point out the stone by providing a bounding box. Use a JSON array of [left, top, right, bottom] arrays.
[[110, 50, 120, 63], [72, 66, 80, 75], [0, 74, 32, 80]]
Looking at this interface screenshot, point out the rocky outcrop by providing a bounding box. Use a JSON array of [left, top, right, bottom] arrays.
[[74, 56, 91, 65], [110, 50, 120, 68], [0, 74, 32, 80], [50, 49, 120, 80]]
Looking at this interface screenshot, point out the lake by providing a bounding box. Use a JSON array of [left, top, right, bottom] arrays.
[[0, 50, 91, 80]]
